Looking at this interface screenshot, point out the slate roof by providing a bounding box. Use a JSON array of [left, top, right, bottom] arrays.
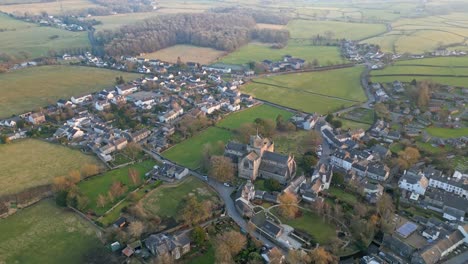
[[262, 151, 289, 164], [261, 220, 282, 238]]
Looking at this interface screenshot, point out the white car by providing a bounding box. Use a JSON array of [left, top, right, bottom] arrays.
[[223, 182, 230, 187]]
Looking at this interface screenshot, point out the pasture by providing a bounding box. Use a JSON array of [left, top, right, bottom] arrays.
[[78, 160, 156, 215], [0, 13, 89, 59], [0, 200, 106, 264], [0, 139, 102, 196], [216, 104, 293, 130], [0, 65, 139, 117], [162, 127, 232, 170], [242, 66, 365, 113], [287, 20, 386, 41], [142, 176, 220, 223], [218, 41, 344, 65], [143, 45, 226, 65], [0, 0, 98, 15]]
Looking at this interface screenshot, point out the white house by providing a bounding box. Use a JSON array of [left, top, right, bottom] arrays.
[[303, 114, 319, 130], [330, 150, 354, 171], [398, 171, 429, 195], [71, 94, 92, 104], [116, 84, 138, 95], [0, 120, 16, 127], [95, 100, 111, 111], [428, 171, 467, 198], [443, 206, 465, 222]]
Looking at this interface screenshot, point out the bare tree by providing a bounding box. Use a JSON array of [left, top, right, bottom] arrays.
[[128, 220, 145, 239], [278, 192, 299, 219], [209, 156, 235, 183]]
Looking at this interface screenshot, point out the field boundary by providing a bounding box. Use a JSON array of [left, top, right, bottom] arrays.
[[372, 73, 468, 78]]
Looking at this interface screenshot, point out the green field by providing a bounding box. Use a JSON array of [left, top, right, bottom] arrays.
[[78, 160, 156, 215], [0, 13, 89, 59], [218, 42, 345, 65], [217, 104, 293, 130], [425, 127, 468, 139], [0, 139, 102, 196], [242, 66, 365, 113], [162, 127, 232, 170], [0, 65, 139, 117], [274, 208, 336, 244], [395, 57, 468, 67], [337, 118, 372, 131], [142, 176, 220, 221], [288, 20, 386, 41], [328, 187, 358, 205], [0, 200, 106, 264]]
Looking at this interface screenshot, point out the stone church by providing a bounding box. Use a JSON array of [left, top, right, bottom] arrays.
[[224, 134, 296, 184]]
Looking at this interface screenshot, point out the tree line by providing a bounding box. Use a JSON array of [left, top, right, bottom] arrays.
[[211, 6, 291, 25], [96, 13, 290, 57]]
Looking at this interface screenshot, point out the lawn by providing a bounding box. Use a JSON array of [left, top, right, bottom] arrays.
[[0, 200, 107, 264], [273, 208, 336, 244], [216, 104, 293, 130], [0, 13, 90, 59], [425, 127, 468, 139], [162, 127, 232, 170], [336, 118, 372, 131], [0, 0, 98, 14], [218, 42, 345, 66], [0, 139, 102, 196], [0, 65, 139, 117], [242, 66, 365, 113], [188, 243, 215, 264], [78, 160, 156, 215], [142, 176, 220, 222], [287, 19, 386, 41], [143, 44, 226, 64], [328, 186, 358, 205]]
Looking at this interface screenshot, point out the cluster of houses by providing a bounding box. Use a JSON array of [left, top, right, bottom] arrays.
[[261, 55, 306, 72], [20, 15, 86, 31], [340, 40, 388, 67]]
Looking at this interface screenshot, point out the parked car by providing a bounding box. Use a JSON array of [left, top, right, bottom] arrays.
[[224, 182, 230, 187]]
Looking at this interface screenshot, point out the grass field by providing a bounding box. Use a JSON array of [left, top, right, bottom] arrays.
[[395, 57, 468, 67], [0, 65, 139, 117], [0, 0, 98, 14], [328, 187, 358, 205], [78, 160, 156, 215], [143, 45, 226, 64], [0, 200, 106, 264], [0, 139, 102, 196], [162, 127, 232, 170], [216, 104, 293, 130], [218, 41, 345, 65], [91, 12, 160, 31], [0, 13, 90, 59], [288, 20, 386, 41], [337, 118, 372, 131], [425, 127, 468, 139], [242, 66, 365, 113], [274, 208, 336, 244], [142, 176, 220, 222]]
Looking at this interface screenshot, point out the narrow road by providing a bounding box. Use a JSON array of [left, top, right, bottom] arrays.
[[142, 149, 278, 248]]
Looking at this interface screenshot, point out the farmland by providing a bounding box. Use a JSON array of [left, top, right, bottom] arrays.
[[162, 127, 232, 170], [142, 176, 220, 225], [0, 200, 107, 264], [242, 66, 366, 113], [287, 20, 386, 41], [371, 57, 468, 86], [216, 104, 293, 130], [0, 0, 98, 15], [78, 160, 156, 215], [218, 41, 345, 66], [143, 45, 226, 65], [0, 139, 102, 196], [0, 65, 139, 117], [0, 13, 90, 59]]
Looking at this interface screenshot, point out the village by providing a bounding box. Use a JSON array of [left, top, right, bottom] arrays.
[[0, 36, 467, 264]]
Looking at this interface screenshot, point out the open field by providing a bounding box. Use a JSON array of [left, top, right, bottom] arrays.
[[0, 0, 98, 14], [0, 65, 139, 117], [288, 20, 386, 41], [162, 127, 232, 170], [395, 57, 468, 67], [273, 208, 336, 244], [143, 45, 226, 64], [0, 13, 90, 59], [371, 75, 468, 87], [78, 160, 156, 215], [0, 139, 102, 196], [91, 12, 160, 32], [337, 118, 372, 131], [425, 127, 468, 139], [256, 23, 286, 30], [218, 41, 345, 65], [0, 200, 106, 264], [216, 104, 293, 130], [142, 176, 220, 222], [242, 66, 365, 114]]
